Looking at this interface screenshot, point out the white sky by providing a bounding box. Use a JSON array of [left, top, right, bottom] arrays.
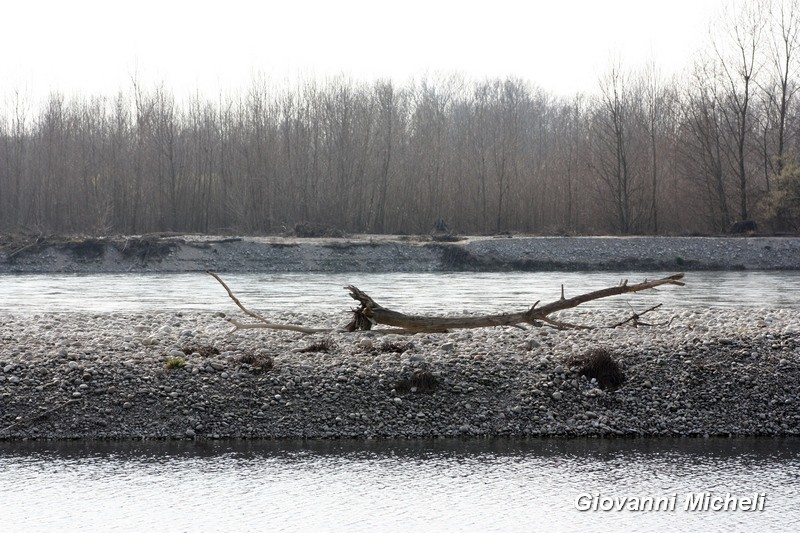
[[1, 0, 724, 101]]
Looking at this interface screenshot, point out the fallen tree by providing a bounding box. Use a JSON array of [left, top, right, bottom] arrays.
[[208, 271, 685, 334]]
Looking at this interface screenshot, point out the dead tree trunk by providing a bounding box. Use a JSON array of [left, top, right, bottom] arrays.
[[345, 274, 684, 333], [209, 271, 685, 334]]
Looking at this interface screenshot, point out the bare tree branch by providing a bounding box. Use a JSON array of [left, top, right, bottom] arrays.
[[207, 271, 332, 334], [208, 272, 685, 336], [346, 273, 685, 333]]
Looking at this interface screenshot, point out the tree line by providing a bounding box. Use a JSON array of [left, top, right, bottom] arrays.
[[1, 1, 799, 236]]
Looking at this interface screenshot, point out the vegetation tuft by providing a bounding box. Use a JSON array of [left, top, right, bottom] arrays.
[[568, 348, 626, 390], [235, 352, 274, 373], [761, 161, 800, 232], [181, 345, 220, 357], [378, 341, 415, 353], [395, 370, 439, 393], [166, 356, 186, 370], [299, 338, 337, 353]]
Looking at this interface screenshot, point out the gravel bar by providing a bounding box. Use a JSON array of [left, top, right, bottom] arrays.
[[1, 308, 798, 440]]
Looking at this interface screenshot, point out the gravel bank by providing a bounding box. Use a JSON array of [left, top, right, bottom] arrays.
[[2, 309, 798, 440], [1, 235, 799, 273]]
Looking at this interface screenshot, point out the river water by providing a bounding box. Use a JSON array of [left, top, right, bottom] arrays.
[[2, 270, 800, 314], [0, 438, 798, 532], [2, 271, 800, 531]]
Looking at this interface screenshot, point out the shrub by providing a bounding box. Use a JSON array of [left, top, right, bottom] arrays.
[[568, 348, 625, 390], [378, 341, 415, 353], [395, 370, 439, 393], [181, 345, 220, 357], [236, 352, 274, 373], [299, 339, 337, 353], [761, 161, 800, 232]]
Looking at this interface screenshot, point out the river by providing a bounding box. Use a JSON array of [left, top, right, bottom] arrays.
[[2, 270, 800, 314], [1, 438, 798, 532], [2, 271, 800, 531]]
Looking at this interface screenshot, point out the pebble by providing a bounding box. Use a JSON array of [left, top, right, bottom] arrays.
[[358, 338, 373, 350]]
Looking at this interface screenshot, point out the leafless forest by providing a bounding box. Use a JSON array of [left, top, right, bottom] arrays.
[[2, 3, 800, 236]]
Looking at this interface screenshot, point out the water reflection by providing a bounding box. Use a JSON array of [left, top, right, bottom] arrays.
[[1, 438, 798, 532], [1, 270, 799, 314]]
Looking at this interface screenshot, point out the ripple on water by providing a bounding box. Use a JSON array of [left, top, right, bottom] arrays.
[[1, 271, 800, 314], [0, 438, 799, 532]]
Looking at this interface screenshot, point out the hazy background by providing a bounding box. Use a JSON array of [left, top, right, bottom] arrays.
[[2, 0, 799, 237], [2, 0, 721, 100]]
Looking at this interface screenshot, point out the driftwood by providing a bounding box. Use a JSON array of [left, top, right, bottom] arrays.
[[209, 271, 685, 334], [345, 274, 685, 333], [207, 271, 331, 334]]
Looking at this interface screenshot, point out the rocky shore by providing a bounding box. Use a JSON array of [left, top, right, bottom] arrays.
[[1, 308, 798, 440], [2, 234, 800, 273]]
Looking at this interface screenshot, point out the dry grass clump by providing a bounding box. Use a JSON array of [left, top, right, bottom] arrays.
[[568, 348, 626, 390], [236, 352, 274, 372], [299, 338, 337, 354], [395, 370, 439, 393], [378, 341, 415, 354], [181, 345, 220, 357]]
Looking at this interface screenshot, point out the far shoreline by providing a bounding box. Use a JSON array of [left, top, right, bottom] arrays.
[[2, 234, 800, 274]]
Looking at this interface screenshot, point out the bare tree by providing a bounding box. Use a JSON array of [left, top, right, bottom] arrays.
[[763, 0, 800, 184], [2, 17, 799, 240], [590, 62, 647, 233], [641, 62, 664, 233], [712, 0, 768, 222]]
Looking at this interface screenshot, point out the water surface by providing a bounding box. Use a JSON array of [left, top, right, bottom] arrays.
[[1, 270, 799, 314], [1, 438, 797, 532]]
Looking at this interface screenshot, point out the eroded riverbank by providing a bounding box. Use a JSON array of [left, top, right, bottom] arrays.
[[2, 234, 800, 273]]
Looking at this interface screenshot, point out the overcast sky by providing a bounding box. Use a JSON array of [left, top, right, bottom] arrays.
[[2, 0, 725, 101]]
